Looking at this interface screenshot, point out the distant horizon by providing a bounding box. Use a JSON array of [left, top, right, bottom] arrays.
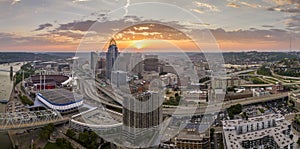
[[0, 1, 299, 52], [0, 50, 299, 54]]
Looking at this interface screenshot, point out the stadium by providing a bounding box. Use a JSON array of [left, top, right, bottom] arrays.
[[28, 75, 71, 90], [36, 89, 83, 113]]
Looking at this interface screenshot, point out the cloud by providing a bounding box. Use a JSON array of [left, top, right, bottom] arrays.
[[226, 1, 262, 9], [285, 15, 300, 31], [0, 32, 74, 51], [191, 8, 204, 14], [34, 23, 53, 31], [265, 0, 300, 31], [262, 25, 275, 28], [203, 28, 294, 42], [72, 0, 90, 3], [267, 5, 300, 13], [267, 0, 300, 13], [57, 20, 96, 31], [194, 1, 220, 12], [272, 0, 300, 5], [11, 0, 20, 5], [239, 1, 262, 8], [200, 28, 300, 50], [113, 23, 190, 41], [226, 2, 241, 8]]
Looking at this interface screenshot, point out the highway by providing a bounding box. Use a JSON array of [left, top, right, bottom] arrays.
[[162, 92, 288, 116], [78, 75, 289, 116], [77, 76, 122, 110], [75, 67, 289, 116]]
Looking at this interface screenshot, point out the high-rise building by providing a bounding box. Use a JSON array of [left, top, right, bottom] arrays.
[[144, 54, 159, 72], [174, 123, 211, 149], [122, 90, 163, 145], [111, 70, 127, 88], [130, 53, 143, 73], [106, 38, 119, 80], [90, 51, 98, 70]]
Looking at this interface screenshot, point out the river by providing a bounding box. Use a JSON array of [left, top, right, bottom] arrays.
[[0, 62, 22, 149]]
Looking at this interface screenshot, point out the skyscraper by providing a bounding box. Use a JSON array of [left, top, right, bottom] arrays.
[[90, 51, 98, 70], [122, 90, 163, 146], [106, 38, 119, 80]]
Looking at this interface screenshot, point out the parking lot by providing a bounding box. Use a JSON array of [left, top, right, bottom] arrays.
[[6, 94, 29, 114]]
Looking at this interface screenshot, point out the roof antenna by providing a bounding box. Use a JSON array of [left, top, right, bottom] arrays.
[[289, 36, 292, 53]]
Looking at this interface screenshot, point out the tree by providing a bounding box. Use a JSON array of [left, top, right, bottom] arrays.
[[66, 129, 76, 139], [78, 130, 99, 149], [297, 138, 300, 146], [165, 89, 171, 94], [175, 93, 179, 97], [79, 131, 89, 146], [56, 138, 74, 149], [39, 123, 55, 140], [227, 104, 243, 119]]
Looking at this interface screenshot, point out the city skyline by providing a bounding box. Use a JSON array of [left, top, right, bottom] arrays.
[[0, 0, 300, 52]]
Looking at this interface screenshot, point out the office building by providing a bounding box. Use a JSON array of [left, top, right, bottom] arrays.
[[122, 91, 163, 145], [144, 54, 158, 72], [106, 38, 119, 80], [90, 51, 98, 70]]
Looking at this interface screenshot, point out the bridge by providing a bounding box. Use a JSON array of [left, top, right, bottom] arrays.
[[0, 109, 69, 131]]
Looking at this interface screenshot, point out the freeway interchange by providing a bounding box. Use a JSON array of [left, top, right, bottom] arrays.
[[75, 67, 289, 117]]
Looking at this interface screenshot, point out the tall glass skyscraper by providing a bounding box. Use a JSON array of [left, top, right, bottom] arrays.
[[106, 38, 119, 80]]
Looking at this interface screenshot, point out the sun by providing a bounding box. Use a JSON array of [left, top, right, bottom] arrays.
[[133, 40, 147, 49]]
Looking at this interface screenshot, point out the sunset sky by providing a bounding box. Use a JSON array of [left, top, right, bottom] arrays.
[[0, 0, 299, 52]]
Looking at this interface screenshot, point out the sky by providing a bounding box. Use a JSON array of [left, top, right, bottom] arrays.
[[0, 0, 299, 52]]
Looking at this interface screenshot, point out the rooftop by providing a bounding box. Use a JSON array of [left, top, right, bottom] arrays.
[[222, 114, 293, 149], [73, 108, 122, 126], [38, 89, 82, 105]]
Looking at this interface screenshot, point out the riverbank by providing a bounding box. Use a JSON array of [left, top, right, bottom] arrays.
[[0, 62, 23, 149], [0, 62, 22, 112]]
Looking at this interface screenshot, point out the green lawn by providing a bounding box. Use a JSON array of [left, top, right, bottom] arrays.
[[44, 142, 60, 149]]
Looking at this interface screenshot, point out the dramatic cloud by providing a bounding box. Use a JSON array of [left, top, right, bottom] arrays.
[[239, 1, 262, 8], [265, 0, 300, 31], [262, 25, 275, 28], [226, 2, 241, 8], [267, 5, 300, 13], [34, 23, 53, 31], [57, 20, 96, 32], [285, 15, 300, 31], [203, 28, 300, 50], [113, 23, 190, 41], [193, 1, 220, 12], [226, 1, 263, 9], [208, 28, 292, 42], [0, 32, 76, 51], [191, 8, 204, 14], [267, 0, 300, 12], [11, 0, 20, 5], [272, 0, 300, 5]]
